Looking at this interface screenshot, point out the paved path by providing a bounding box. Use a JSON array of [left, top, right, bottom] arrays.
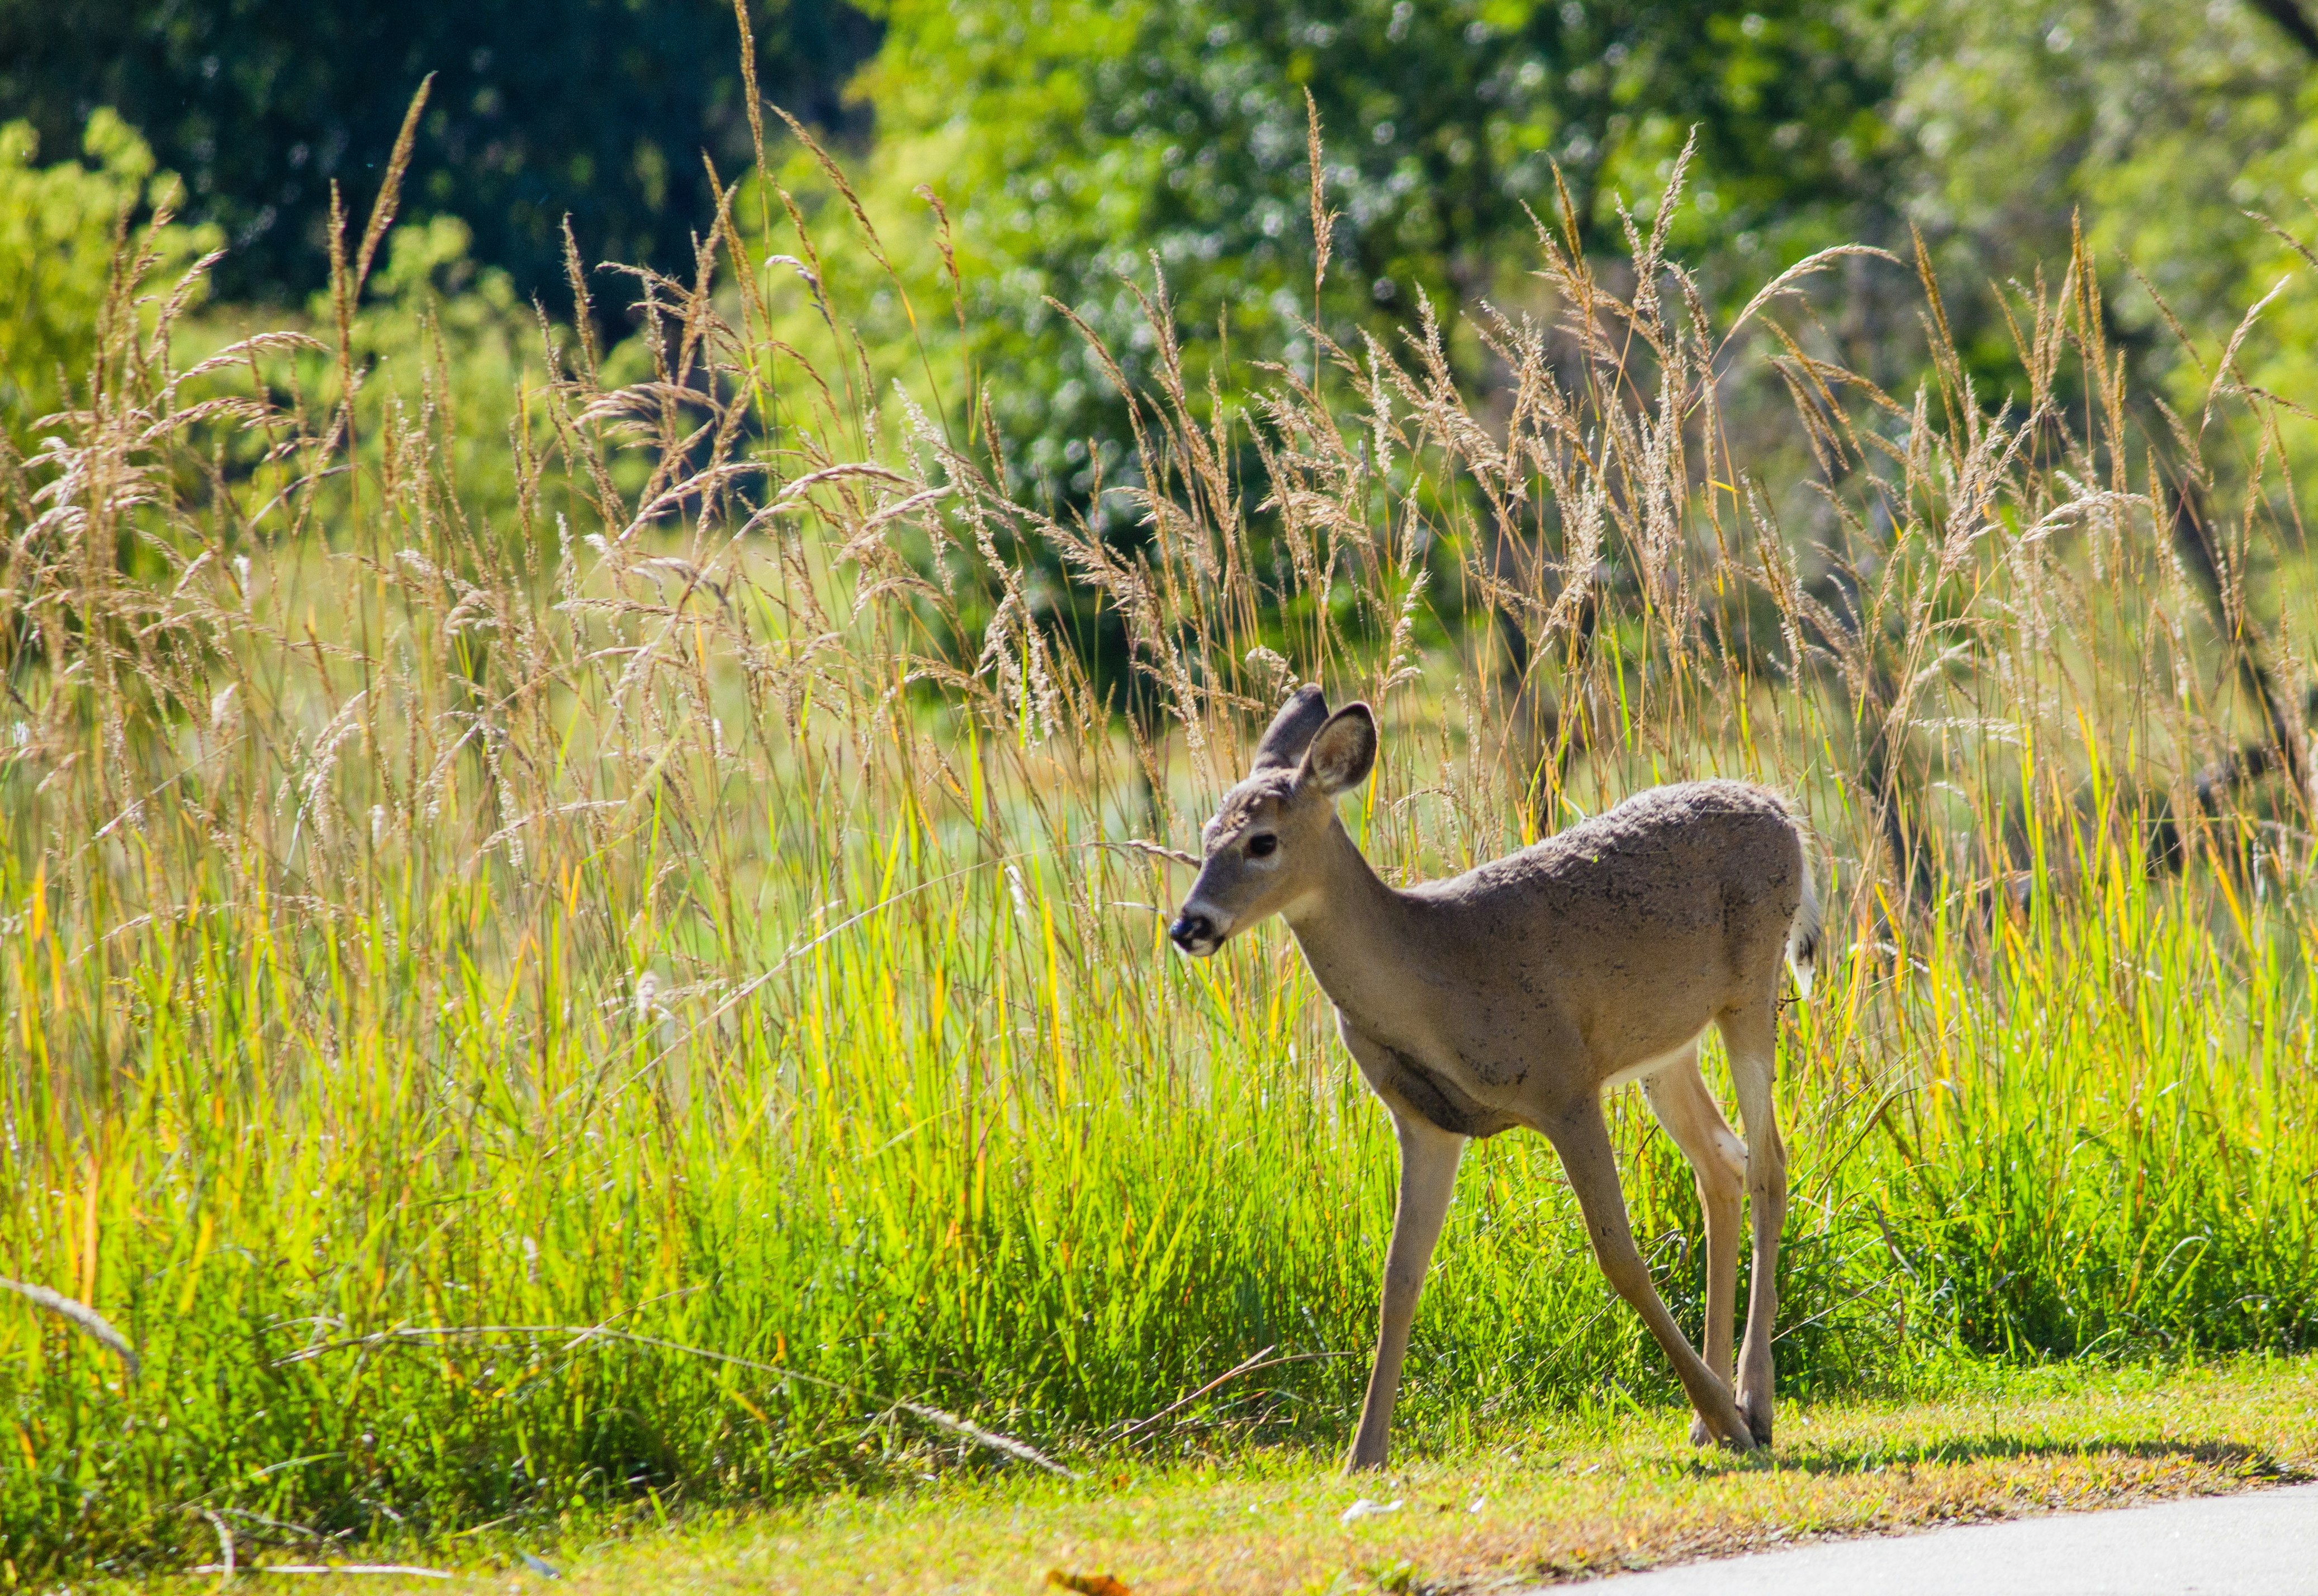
[[1591, 1481, 2318, 1594]]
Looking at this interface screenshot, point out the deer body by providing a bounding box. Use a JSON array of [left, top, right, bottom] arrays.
[[1170, 686, 1817, 1467]]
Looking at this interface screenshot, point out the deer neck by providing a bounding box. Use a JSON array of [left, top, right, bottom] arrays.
[[1282, 815, 1423, 1031]]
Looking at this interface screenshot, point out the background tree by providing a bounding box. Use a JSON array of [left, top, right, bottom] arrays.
[[1886, 0, 2318, 377], [864, 0, 1898, 492], [0, 0, 879, 304]]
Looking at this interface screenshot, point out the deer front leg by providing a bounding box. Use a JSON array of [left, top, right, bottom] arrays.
[[1544, 1092, 1755, 1452], [1348, 1109, 1465, 1472]]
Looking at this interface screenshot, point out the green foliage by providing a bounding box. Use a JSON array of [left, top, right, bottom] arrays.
[[1890, 0, 2306, 329], [0, 0, 879, 304], [864, 0, 1897, 487], [0, 110, 216, 448], [1879, 0, 2318, 428]]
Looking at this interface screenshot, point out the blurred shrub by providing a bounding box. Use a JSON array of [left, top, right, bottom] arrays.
[[0, 108, 218, 449]]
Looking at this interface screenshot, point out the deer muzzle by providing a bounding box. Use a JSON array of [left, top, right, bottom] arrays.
[[1168, 908, 1226, 957]]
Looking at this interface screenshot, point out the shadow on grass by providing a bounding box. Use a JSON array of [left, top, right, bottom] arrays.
[[1680, 1434, 2306, 1482]]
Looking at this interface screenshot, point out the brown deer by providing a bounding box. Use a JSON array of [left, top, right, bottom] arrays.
[[1168, 685, 1818, 1466]]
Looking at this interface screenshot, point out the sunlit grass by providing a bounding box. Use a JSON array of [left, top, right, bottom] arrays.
[[5, 126, 2318, 1585], [76, 1357, 2318, 1593]]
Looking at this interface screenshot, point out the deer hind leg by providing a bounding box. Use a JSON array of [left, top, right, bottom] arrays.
[[1717, 999, 1788, 1447], [1642, 1050, 1747, 1448], [1543, 1093, 1753, 1452], [1348, 1109, 1466, 1472]]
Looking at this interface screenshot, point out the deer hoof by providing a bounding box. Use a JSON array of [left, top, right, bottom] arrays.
[[1739, 1392, 1774, 1448], [1689, 1413, 1713, 1448], [1698, 1396, 1756, 1452]]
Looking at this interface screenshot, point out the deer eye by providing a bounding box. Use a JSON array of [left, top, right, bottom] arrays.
[[1245, 833, 1278, 859]]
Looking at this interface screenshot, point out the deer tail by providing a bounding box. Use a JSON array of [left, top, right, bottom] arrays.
[[1786, 815, 1822, 998]]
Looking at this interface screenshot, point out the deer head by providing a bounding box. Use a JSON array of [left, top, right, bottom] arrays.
[[1168, 685, 1378, 957]]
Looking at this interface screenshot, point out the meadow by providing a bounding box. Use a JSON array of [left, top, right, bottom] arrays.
[[5, 124, 2318, 1586]]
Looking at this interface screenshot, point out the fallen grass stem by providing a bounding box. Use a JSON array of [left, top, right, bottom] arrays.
[[1114, 1344, 1304, 1441]]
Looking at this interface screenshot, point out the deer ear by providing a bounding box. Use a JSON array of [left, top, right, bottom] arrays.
[[1299, 703, 1377, 796], [1250, 683, 1331, 771]]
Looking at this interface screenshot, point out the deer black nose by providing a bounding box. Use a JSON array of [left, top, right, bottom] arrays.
[[1169, 911, 1217, 951]]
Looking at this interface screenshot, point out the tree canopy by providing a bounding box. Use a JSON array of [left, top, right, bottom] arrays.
[[0, 0, 878, 302], [860, 0, 1898, 489]]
